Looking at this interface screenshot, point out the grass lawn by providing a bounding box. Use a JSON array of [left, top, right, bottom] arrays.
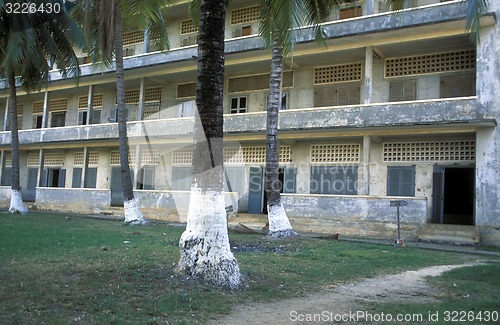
[[0, 212, 497, 324]]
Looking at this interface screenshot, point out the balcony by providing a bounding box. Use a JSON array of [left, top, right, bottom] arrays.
[[0, 97, 495, 148]]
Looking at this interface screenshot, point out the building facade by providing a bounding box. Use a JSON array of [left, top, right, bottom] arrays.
[[0, 0, 498, 245]]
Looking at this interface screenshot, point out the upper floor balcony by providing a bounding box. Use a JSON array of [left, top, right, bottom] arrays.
[[0, 96, 495, 148]]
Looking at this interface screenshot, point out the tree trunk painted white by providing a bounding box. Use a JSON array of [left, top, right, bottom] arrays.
[[9, 189, 28, 215], [267, 203, 298, 238], [178, 187, 240, 289], [123, 198, 148, 225]]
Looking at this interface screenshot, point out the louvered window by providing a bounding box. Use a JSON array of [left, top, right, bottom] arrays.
[[228, 71, 293, 93], [440, 75, 476, 98], [389, 80, 416, 101], [314, 84, 360, 107]]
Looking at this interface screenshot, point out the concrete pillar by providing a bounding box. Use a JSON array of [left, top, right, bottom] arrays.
[[133, 145, 141, 190], [81, 147, 90, 188], [36, 149, 45, 187], [365, 0, 374, 15], [3, 97, 9, 131], [41, 91, 50, 129], [86, 85, 94, 125], [144, 29, 150, 53], [361, 136, 371, 195], [0, 150, 5, 184], [138, 78, 145, 121], [363, 46, 373, 104]]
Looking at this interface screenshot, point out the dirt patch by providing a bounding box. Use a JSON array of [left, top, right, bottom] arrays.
[[208, 263, 480, 325]]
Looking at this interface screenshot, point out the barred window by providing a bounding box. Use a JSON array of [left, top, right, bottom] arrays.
[[383, 140, 476, 162], [231, 5, 260, 25], [385, 50, 476, 78], [310, 144, 360, 163], [314, 63, 362, 84]]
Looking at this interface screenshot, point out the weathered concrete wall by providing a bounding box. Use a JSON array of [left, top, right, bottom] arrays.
[[282, 194, 427, 238], [0, 186, 10, 207], [35, 188, 111, 214], [475, 1, 500, 228]]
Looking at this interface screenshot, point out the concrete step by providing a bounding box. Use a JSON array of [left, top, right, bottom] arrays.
[[418, 224, 480, 245]]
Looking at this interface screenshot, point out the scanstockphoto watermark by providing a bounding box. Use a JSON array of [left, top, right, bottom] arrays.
[[290, 310, 425, 323], [290, 310, 499, 323]]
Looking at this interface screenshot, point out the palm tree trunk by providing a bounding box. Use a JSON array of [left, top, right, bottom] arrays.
[[7, 70, 28, 214], [265, 32, 296, 237], [114, 0, 147, 225], [178, 0, 240, 289]]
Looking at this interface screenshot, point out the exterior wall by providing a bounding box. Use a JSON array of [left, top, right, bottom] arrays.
[[35, 188, 111, 213], [282, 194, 427, 239]]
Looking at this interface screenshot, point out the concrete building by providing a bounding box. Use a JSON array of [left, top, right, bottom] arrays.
[[0, 0, 498, 245]]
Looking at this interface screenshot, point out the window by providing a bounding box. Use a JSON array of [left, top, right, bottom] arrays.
[[233, 25, 252, 38], [266, 92, 288, 110], [50, 111, 66, 127], [177, 101, 196, 118], [171, 167, 192, 191], [310, 166, 358, 195], [136, 167, 155, 190], [389, 80, 416, 102], [339, 6, 362, 19], [1, 167, 11, 186], [43, 168, 66, 187], [33, 115, 43, 129], [314, 84, 360, 107], [72, 167, 97, 188], [387, 166, 415, 196], [78, 109, 102, 125], [230, 97, 247, 114], [440, 75, 476, 98]]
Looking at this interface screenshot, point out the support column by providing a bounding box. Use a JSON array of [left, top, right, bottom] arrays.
[[36, 149, 45, 187], [41, 91, 50, 129], [81, 147, 90, 188], [3, 98, 9, 131], [361, 136, 371, 195], [133, 146, 141, 190], [86, 85, 94, 125], [365, 0, 374, 15], [363, 46, 373, 104], [0, 151, 5, 185], [143, 29, 150, 53], [138, 78, 145, 121]]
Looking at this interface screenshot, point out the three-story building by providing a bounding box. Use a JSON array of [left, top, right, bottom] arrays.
[[0, 0, 498, 245]]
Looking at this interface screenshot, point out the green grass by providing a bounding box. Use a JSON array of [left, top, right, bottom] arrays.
[[0, 212, 497, 324]]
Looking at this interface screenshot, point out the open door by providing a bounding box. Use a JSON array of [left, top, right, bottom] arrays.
[[432, 166, 474, 225]]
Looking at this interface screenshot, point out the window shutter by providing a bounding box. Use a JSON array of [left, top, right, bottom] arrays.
[[58, 169, 66, 188], [283, 167, 296, 193], [87, 168, 98, 188], [72, 168, 82, 188]]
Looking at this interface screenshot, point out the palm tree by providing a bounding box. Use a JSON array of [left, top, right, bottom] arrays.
[[259, 0, 338, 237], [0, 0, 83, 214], [79, 0, 168, 225], [177, 0, 241, 289]]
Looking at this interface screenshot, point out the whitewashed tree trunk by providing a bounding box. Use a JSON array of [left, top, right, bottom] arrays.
[[267, 203, 297, 238], [9, 189, 28, 215], [178, 186, 240, 289], [123, 198, 148, 225]]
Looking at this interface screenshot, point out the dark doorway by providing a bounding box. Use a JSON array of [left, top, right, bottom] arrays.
[[433, 166, 474, 225], [248, 167, 296, 214]]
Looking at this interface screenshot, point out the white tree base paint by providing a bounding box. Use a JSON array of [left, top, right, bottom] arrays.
[[123, 198, 149, 225], [267, 203, 298, 238], [9, 189, 28, 215], [178, 187, 241, 289]]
